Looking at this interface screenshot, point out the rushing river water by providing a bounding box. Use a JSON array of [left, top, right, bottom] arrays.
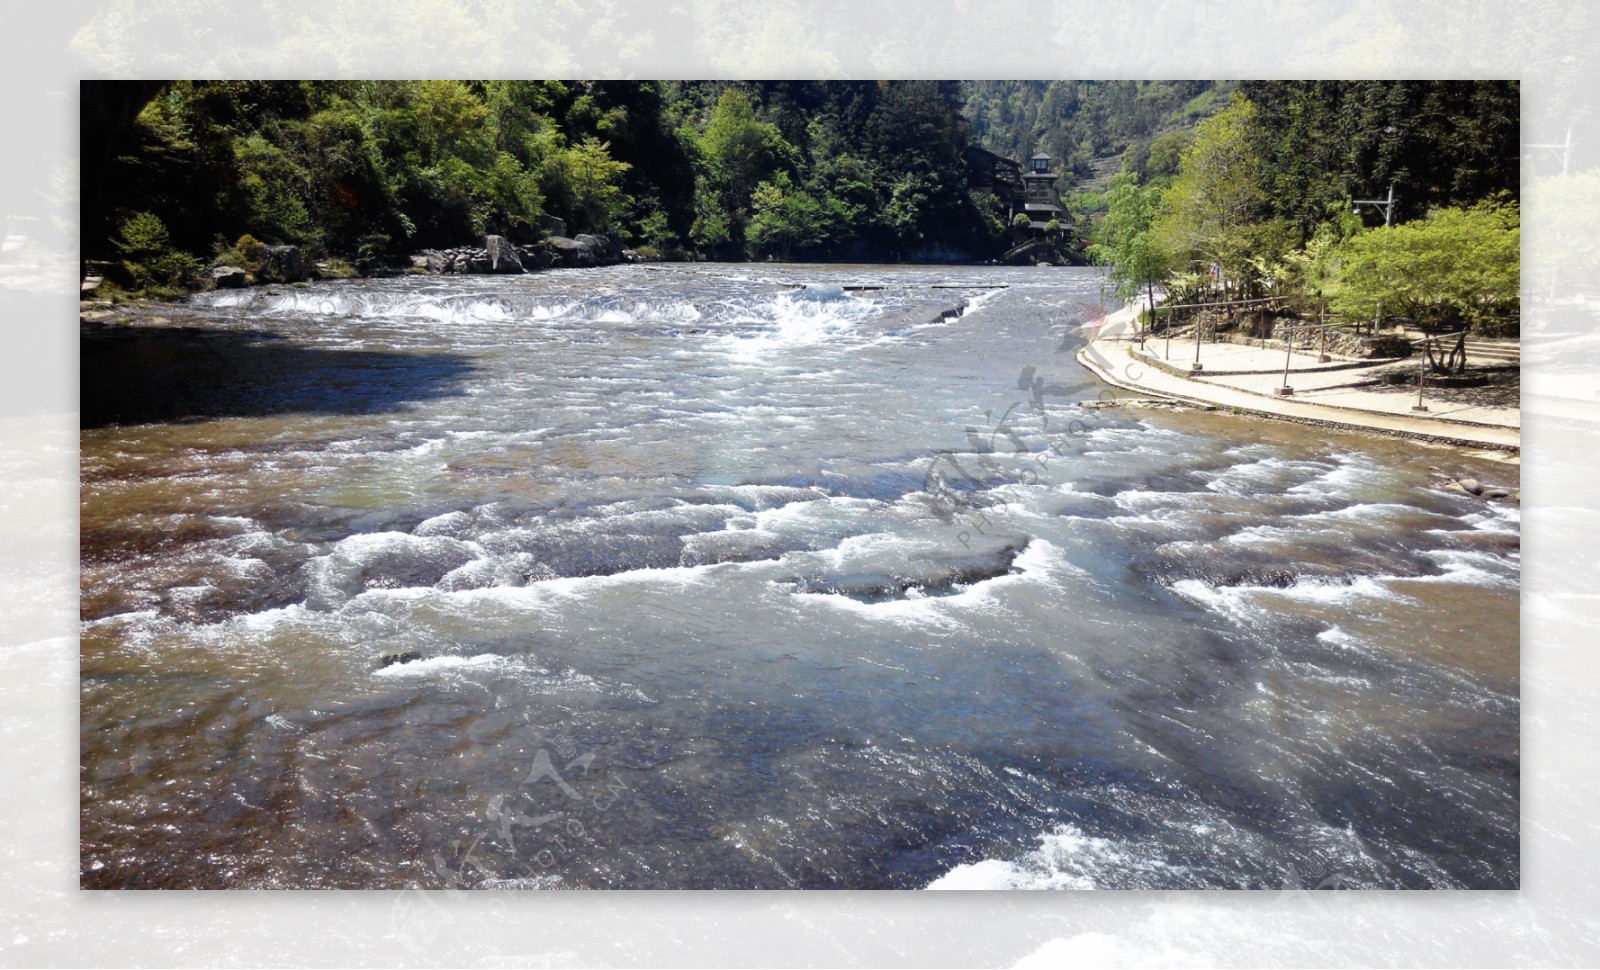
[[79, 264, 1519, 889]]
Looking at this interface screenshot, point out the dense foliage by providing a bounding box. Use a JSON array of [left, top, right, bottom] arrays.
[[84, 79, 1520, 332], [1091, 82, 1520, 335], [963, 81, 1224, 183], [82, 80, 1005, 282], [1326, 199, 1520, 335]]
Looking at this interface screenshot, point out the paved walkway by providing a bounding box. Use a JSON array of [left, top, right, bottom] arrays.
[[1079, 302, 1520, 451]]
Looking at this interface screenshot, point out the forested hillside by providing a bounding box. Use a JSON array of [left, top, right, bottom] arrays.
[[82, 78, 1521, 320], [82, 79, 1006, 291], [961, 80, 1225, 183]]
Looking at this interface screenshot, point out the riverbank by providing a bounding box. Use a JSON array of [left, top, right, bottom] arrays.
[[1077, 298, 1521, 455]]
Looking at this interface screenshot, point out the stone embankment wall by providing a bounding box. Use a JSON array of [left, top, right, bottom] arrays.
[[1163, 310, 1412, 359]]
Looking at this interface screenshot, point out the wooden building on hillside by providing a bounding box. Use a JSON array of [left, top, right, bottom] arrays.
[[965, 147, 1066, 230], [1020, 153, 1065, 228]]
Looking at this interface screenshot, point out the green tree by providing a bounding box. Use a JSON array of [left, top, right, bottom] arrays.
[[1156, 96, 1283, 296], [1089, 171, 1175, 320], [542, 137, 632, 232], [1326, 198, 1519, 334], [114, 210, 201, 291], [749, 172, 831, 260], [701, 88, 797, 213]]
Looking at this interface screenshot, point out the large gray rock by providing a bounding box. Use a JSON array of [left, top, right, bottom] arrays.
[[519, 244, 554, 269], [210, 265, 248, 288], [574, 233, 610, 258], [261, 245, 304, 283], [545, 236, 597, 267], [484, 235, 524, 273]]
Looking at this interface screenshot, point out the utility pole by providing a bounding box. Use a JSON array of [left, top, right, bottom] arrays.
[[1527, 126, 1575, 301], [1353, 184, 1397, 227], [1413, 351, 1429, 413], [1354, 185, 1397, 330], [1526, 125, 1573, 176], [1278, 325, 1294, 396]]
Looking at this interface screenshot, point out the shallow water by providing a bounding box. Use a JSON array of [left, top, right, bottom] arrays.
[[80, 264, 1518, 889]]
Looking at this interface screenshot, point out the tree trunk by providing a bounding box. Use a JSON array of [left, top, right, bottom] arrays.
[[1145, 277, 1157, 343]]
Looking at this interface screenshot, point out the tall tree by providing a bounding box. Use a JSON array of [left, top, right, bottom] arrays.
[[1089, 171, 1174, 321], [1156, 96, 1285, 296]]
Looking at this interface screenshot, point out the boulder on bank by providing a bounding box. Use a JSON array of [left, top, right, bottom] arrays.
[[210, 265, 248, 288], [260, 245, 304, 283], [484, 234, 524, 273], [544, 235, 599, 268], [414, 233, 630, 273]]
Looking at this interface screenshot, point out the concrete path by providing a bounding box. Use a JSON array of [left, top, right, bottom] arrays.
[[1078, 306, 1520, 451]]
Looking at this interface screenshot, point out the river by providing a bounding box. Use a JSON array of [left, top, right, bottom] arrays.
[[79, 264, 1519, 889]]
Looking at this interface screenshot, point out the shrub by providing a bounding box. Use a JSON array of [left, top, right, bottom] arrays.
[[115, 212, 202, 293], [214, 233, 269, 272]]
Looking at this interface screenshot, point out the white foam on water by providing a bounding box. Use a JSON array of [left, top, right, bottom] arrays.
[[82, 609, 162, 630], [1462, 502, 1521, 535], [1316, 625, 1369, 652], [565, 501, 743, 531], [195, 289, 255, 308], [1289, 501, 1414, 524], [1171, 574, 1415, 626], [749, 495, 867, 532], [962, 287, 1005, 316], [795, 539, 1075, 628], [1407, 549, 1519, 588], [1270, 575, 1415, 605], [475, 874, 567, 889], [371, 652, 513, 678], [414, 510, 473, 537], [716, 290, 884, 359], [234, 604, 312, 632], [1110, 489, 1208, 513], [228, 286, 580, 327], [450, 558, 736, 611], [304, 531, 484, 609], [925, 824, 1186, 890], [1287, 454, 1383, 496], [811, 530, 935, 569], [1202, 456, 1296, 495]]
